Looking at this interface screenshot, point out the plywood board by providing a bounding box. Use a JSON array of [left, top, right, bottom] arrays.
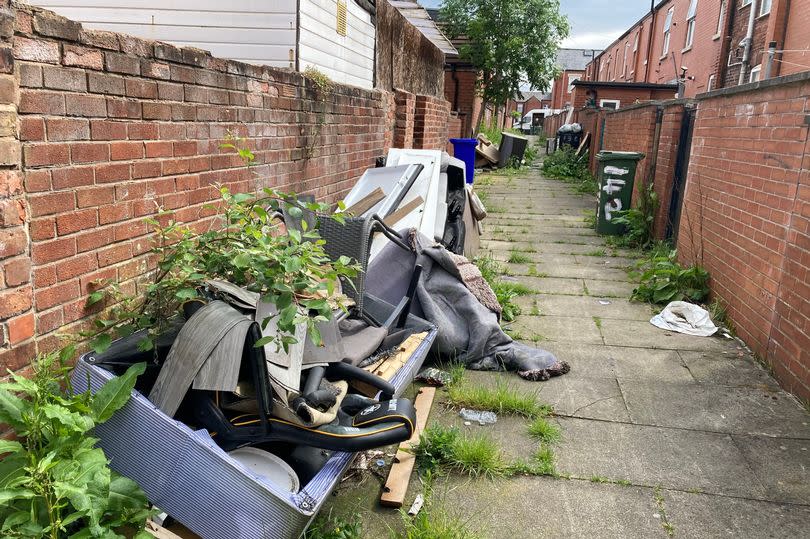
[[380, 386, 436, 507]]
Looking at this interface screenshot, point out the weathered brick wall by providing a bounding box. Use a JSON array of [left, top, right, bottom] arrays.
[[413, 95, 450, 150], [0, 5, 453, 374], [677, 73, 810, 400], [444, 68, 481, 137], [394, 89, 415, 149], [602, 103, 658, 208]]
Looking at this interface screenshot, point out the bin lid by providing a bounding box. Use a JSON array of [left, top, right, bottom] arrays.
[[596, 151, 645, 162], [500, 132, 528, 140]]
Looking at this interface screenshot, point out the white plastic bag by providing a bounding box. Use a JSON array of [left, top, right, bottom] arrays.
[[650, 301, 718, 337]]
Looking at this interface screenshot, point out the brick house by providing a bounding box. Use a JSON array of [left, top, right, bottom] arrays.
[[585, 0, 810, 96], [549, 48, 599, 111]]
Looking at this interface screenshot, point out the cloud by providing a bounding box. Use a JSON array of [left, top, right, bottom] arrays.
[[561, 30, 625, 50]]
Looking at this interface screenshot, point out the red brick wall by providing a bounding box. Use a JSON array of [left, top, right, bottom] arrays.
[[602, 104, 658, 206], [446, 113, 463, 154], [677, 74, 810, 400], [776, 0, 810, 78], [444, 68, 481, 137], [413, 95, 450, 150], [394, 89, 415, 148], [551, 70, 584, 111], [0, 5, 452, 374], [723, 0, 770, 86]]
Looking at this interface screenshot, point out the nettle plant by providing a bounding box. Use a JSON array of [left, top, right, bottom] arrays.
[[0, 347, 151, 538], [84, 139, 358, 354]]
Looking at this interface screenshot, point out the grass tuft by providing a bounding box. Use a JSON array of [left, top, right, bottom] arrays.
[[507, 251, 532, 264], [398, 504, 478, 539], [304, 512, 362, 539], [447, 378, 550, 419], [413, 424, 505, 478], [527, 417, 561, 443]]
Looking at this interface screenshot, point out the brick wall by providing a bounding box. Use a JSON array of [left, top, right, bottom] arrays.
[[444, 67, 481, 137], [413, 94, 450, 150], [394, 89, 415, 148], [0, 5, 454, 375], [677, 73, 810, 400]]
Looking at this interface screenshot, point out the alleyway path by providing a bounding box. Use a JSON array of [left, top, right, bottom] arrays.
[[438, 161, 810, 537], [323, 159, 810, 538]]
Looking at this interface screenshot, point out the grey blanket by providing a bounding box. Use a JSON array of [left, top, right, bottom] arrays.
[[368, 231, 569, 381]]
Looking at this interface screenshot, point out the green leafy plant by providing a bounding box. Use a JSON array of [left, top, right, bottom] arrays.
[[304, 512, 362, 539], [86, 143, 358, 354], [302, 67, 334, 159], [472, 256, 528, 322], [611, 182, 659, 249], [541, 148, 597, 195], [412, 424, 505, 478], [0, 348, 152, 538], [630, 247, 710, 304]]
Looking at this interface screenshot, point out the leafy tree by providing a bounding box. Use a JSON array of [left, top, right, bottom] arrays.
[[441, 0, 569, 135]]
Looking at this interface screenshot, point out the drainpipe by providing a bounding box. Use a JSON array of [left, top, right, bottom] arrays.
[[738, 0, 759, 85], [644, 1, 656, 82], [451, 63, 459, 111], [764, 41, 777, 79]]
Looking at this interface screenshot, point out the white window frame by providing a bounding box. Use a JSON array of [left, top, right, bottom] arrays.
[[623, 42, 628, 77], [707, 74, 716, 91], [740, 0, 752, 6], [567, 75, 580, 93], [685, 0, 698, 49], [749, 65, 761, 82], [662, 8, 674, 57], [759, 0, 772, 16], [714, 0, 727, 38], [600, 99, 620, 110]]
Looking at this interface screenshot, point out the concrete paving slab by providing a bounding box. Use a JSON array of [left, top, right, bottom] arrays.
[[662, 489, 810, 539], [555, 418, 769, 498], [599, 319, 730, 351], [505, 262, 635, 282], [539, 375, 631, 421], [503, 275, 586, 295], [679, 350, 780, 389], [438, 476, 666, 539], [582, 279, 638, 298], [620, 380, 810, 438], [515, 294, 654, 321], [733, 435, 810, 504], [537, 342, 694, 383], [511, 315, 604, 345]]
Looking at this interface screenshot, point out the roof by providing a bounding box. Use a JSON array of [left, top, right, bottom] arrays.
[[556, 48, 601, 71], [517, 91, 551, 102], [390, 1, 458, 56], [572, 80, 679, 90]]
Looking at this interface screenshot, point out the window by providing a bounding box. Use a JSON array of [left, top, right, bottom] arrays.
[[623, 42, 628, 77], [749, 65, 761, 82], [715, 0, 727, 37], [707, 74, 716, 91], [568, 75, 580, 93], [740, 0, 751, 6], [662, 8, 674, 56], [600, 99, 620, 110], [760, 0, 771, 15], [685, 0, 698, 49]]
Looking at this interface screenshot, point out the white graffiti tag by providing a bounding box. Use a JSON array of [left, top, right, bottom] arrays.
[[604, 198, 623, 220], [602, 177, 627, 221]]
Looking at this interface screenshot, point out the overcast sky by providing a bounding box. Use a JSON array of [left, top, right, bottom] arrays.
[[418, 0, 654, 50]]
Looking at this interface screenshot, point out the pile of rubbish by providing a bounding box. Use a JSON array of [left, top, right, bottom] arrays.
[[76, 149, 569, 539], [474, 131, 530, 170]]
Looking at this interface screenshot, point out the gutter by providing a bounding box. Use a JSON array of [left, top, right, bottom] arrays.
[[644, 0, 656, 81]]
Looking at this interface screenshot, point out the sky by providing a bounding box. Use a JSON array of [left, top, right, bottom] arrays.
[[417, 0, 654, 51]]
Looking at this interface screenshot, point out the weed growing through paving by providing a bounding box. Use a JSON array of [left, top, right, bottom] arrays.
[[630, 245, 709, 304], [304, 511, 362, 539], [530, 300, 541, 316], [473, 255, 536, 322], [398, 501, 479, 539], [530, 333, 546, 343], [582, 210, 597, 229], [527, 416, 561, 443], [508, 251, 532, 264], [592, 316, 602, 330], [589, 475, 610, 484], [413, 424, 506, 478], [653, 486, 675, 536], [447, 377, 550, 419], [583, 248, 607, 257]]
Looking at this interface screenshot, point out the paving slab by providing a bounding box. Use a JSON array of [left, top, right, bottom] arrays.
[[538, 375, 631, 422], [505, 262, 634, 282], [599, 319, 731, 351], [511, 315, 604, 345], [502, 275, 586, 295], [515, 294, 654, 321], [662, 489, 810, 539], [537, 342, 694, 383], [620, 379, 810, 438], [732, 435, 810, 504], [679, 350, 780, 389], [555, 418, 770, 499], [582, 279, 638, 298], [438, 477, 666, 539]]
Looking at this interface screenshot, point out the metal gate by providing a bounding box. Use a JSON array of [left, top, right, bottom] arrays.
[[665, 106, 697, 240]]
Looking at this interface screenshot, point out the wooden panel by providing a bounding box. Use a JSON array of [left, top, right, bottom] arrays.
[[298, 0, 375, 89], [380, 386, 436, 507], [32, 0, 297, 68]]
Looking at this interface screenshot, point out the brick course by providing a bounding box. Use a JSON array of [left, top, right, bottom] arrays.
[[0, 5, 453, 377]]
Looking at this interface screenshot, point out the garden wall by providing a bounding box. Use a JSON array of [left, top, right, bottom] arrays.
[[0, 4, 453, 376], [677, 72, 810, 401]]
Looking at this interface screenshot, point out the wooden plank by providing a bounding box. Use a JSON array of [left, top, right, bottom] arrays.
[[352, 332, 428, 397], [383, 196, 424, 227], [380, 386, 436, 508], [576, 132, 591, 158], [344, 186, 385, 216]]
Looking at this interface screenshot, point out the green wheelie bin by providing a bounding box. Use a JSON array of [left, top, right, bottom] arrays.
[[595, 151, 645, 235]]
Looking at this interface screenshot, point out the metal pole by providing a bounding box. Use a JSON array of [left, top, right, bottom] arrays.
[[738, 0, 759, 85], [764, 41, 777, 79]]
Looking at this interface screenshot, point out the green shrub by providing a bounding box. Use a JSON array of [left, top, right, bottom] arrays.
[[630, 247, 710, 304], [542, 148, 597, 195]]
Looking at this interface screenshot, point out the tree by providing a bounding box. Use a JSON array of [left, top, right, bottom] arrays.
[[441, 0, 569, 135]]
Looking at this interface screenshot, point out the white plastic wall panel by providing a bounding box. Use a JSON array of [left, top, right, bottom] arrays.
[[31, 0, 297, 68], [298, 0, 375, 89]]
